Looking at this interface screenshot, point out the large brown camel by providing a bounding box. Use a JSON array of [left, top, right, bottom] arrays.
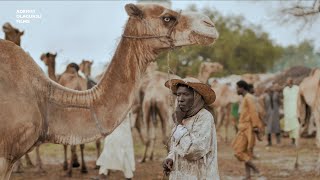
[[3, 22, 42, 174], [2, 23, 24, 46], [198, 61, 223, 84], [296, 68, 320, 173], [0, 3, 218, 179]]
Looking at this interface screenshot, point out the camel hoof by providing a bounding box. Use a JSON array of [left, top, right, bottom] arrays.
[[65, 171, 72, 177], [139, 158, 146, 163], [81, 167, 88, 173], [63, 162, 68, 170], [72, 161, 80, 168], [94, 165, 100, 170], [294, 162, 299, 169]]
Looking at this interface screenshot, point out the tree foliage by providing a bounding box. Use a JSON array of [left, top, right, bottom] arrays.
[[156, 5, 284, 78], [272, 40, 320, 72]]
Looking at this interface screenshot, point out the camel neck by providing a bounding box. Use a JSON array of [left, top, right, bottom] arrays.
[[47, 62, 56, 82], [45, 37, 156, 144]]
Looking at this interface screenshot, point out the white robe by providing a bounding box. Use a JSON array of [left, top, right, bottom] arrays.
[[96, 116, 135, 178], [283, 85, 300, 131], [167, 108, 220, 180]]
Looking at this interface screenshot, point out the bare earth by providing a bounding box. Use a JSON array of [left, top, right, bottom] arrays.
[[11, 128, 320, 180]]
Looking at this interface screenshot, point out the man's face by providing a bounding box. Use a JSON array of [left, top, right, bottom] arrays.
[[176, 86, 194, 112], [237, 86, 244, 96]]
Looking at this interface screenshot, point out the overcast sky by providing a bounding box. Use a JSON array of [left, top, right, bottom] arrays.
[[1, 0, 319, 77]]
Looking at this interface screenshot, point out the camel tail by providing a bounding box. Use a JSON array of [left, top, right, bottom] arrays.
[[151, 100, 158, 127]]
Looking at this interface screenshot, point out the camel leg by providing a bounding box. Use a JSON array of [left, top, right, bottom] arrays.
[[63, 145, 68, 170], [148, 124, 156, 161], [71, 145, 80, 168], [158, 102, 169, 152], [140, 101, 151, 163], [25, 153, 34, 167], [314, 110, 320, 174], [0, 158, 14, 180], [35, 146, 46, 174], [225, 105, 231, 143], [80, 144, 88, 173], [12, 159, 23, 173], [95, 139, 101, 169]]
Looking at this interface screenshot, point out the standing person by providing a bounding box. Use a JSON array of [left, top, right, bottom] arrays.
[[264, 85, 281, 146], [283, 78, 300, 146], [232, 80, 264, 179], [162, 77, 220, 180], [93, 113, 135, 180]]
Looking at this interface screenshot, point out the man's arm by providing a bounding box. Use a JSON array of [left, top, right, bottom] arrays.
[[175, 111, 213, 161]]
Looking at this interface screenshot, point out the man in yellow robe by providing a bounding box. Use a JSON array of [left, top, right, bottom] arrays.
[[232, 80, 264, 179]]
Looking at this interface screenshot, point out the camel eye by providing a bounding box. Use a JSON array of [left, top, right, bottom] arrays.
[[163, 17, 171, 22]]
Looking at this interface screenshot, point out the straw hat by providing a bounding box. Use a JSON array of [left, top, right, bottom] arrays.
[[165, 77, 216, 105]]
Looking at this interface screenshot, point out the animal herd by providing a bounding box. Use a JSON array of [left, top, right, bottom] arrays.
[[1, 3, 319, 180]]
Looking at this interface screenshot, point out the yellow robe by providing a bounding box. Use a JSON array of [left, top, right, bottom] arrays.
[[232, 93, 264, 162]]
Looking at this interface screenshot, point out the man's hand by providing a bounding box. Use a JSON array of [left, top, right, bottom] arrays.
[[162, 158, 173, 176]]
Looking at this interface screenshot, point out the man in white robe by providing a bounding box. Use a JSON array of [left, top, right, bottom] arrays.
[[283, 78, 300, 146], [95, 114, 135, 180]]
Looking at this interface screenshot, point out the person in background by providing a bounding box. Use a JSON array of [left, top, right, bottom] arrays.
[[283, 78, 300, 146], [232, 80, 264, 179]]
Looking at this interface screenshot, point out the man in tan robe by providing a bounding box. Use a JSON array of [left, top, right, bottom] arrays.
[[162, 77, 219, 180], [232, 80, 264, 179]]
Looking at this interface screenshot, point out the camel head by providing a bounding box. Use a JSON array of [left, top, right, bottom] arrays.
[[123, 3, 218, 53], [200, 62, 223, 75], [2, 22, 24, 46], [40, 52, 57, 66], [79, 59, 93, 77]]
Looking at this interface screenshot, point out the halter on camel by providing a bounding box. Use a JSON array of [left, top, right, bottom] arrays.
[[122, 10, 182, 49]]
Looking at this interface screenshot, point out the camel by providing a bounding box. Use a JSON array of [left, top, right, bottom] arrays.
[[79, 59, 102, 169], [296, 68, 320, 173], [2, 23, 24, 46], [197, 62, 223, 84], [140, 70, 180, 162], [41, 54, 91, 176], [57, 63, 89, 176], [0, 3, 218, 179], [211, 80, 240, 142]]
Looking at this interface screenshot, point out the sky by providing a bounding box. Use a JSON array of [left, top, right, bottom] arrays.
[[0, 0, 319, 77]]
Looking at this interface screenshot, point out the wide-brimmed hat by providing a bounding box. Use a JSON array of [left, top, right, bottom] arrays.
[[165, 77, 216, 105]]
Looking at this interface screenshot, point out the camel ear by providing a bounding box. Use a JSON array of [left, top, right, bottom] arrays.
[[20, 31, 24, 36], [125, 4, 143, 18], [53, 53, 57, 58]]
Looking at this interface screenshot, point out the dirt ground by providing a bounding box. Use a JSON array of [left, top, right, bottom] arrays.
[[10, 127, 320, 180]]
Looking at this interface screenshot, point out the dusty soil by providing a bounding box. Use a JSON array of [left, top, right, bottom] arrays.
[[11, 128, 320, 180]]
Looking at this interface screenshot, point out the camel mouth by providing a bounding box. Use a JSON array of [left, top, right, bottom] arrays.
[[189, 31, 217, 46]]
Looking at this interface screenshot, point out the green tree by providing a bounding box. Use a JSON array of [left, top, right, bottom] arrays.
[[156, 5, 284, 78]]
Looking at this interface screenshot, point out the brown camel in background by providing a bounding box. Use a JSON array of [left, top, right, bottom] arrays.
[[0, 3, 218, 179], [2, 22, 24, 46], [296, 68, 320, 173], [140, 69, 180, 163], [211, 80, 240, 142], [79, 59, 102, 169], [57, 63, 89, 176], [198, 61, 223, 84], [41, 54, 90, 176]]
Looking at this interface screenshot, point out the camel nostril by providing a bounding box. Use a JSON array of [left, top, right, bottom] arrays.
[[203, 20, 215, 27]]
